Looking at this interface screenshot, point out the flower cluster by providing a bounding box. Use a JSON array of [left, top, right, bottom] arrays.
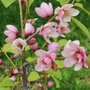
[[3, 2, 88, 83]]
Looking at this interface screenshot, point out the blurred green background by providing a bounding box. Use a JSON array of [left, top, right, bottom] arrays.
[[0, 0, 90, 90]]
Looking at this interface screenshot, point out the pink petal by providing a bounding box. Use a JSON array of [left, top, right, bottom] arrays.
[[35, 49, 46, 57], [74, 63, 82, 71], [72, 40, 80, 45], [64, 57, 75, 67], [69, 8, 80, 16], [63, 15, 71, 22], [35, 64, 44, 72]]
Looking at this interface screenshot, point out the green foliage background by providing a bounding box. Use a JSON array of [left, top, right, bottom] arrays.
[[0, 0, 90, 90]]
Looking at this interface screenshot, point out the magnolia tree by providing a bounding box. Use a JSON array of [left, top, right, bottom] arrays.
[[0, 0, 90, 90]]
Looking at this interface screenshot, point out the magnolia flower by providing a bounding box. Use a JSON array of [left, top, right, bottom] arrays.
[[56, 23, 70, 37], [48, 42, 60, 52], [37, 22, 59, 43], [35, 2, 53, 18], [35, 49, 56, 72], [61, 40, 88, 71], [4, 25, 18, 43], [25, 23, 34, 35], [12, 38, 27, 51], [55, 4, 79, 22]]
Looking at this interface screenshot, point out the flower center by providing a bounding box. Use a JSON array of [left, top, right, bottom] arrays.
[[17, 43, 23, 49]]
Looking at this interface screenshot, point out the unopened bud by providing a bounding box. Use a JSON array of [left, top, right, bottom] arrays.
[[29, 42, 38, 51], [28, 38, 36, 45], [13, 53, 20, 59], [47, 81, 54, 87], [0, 59, 3, 65], [10, 76, 16, 82]]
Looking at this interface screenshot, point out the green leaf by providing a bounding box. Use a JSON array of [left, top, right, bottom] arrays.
[[47, 69, 62, 80], [2, 43, 17, 54], [72, 17, 90, 40], [55, 60, 64, 69], [52, 76, 60, 88], [26, 57, 35, 62], [0, 87, 10, 90], [59, 39, 67, 48], [1, 0, 16, 8], [75, 3, 90, 16], [28, 71, 40, 81], [56, 0, 67, 5], [0, 76, 17, 87], [25, 45, 30, 51], [74, 3, 90, 16]]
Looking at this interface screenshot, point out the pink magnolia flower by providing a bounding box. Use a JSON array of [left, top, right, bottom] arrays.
[[61, 40, 88, 71], [35, 2, 53, 18], [4, 25, 18, 43], [35, 49, 56, 72], [48, 42, 60, 52], [56, 23, 70, 37], [37, 22, 59, 43], [25, 23, 34, 35], [12, 38, 27, 51], [55, 4, 79, 22]]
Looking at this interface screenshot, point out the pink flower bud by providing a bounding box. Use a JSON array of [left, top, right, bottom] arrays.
[[25, 23, 34, 35], [29, 42, 38, 51], [48, 42, 60, 52], [38, 83, 43, 88], [21, 0, 26, 5], [0, 59, 3, 65], [13, 53, 20, 59], [10, 76, 16, 82], [47, 81, 54, 87], [35, 2, 53, 18]]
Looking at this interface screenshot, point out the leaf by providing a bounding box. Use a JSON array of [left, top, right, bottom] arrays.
[[2, 43, 17, 54], [47, 69, 62, 80], [28, 71, 40, 81], [0, 87, 10, 90], [74, 3, 90, 16], [26, 57, 35, 62], [72, 17, 90, 40], [55, 60, 64, 69], [0, 76, 17, 87], [1, 0, 16, 8], [59, 39, 67, 48], [52, 76, 60, 88], [56, 0, 67, 5], [25, 45, 30, 51]]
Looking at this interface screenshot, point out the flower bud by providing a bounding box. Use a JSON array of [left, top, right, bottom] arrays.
[[25, 23, 34, 35], [10, 76, 16, 82], [13, 53, 20, 59], [0, 59, 3, 65], [28, 38, 36, 45], [29, 42, 38, 51], [47, 81, 54, 87], [21, 0, 26, 5]]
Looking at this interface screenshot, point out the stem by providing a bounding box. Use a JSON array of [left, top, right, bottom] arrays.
[[19, 0, 25, 39], [4, 52, 15, 67], [26, 30, 39, 42], [18, 0, 28, 89]]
